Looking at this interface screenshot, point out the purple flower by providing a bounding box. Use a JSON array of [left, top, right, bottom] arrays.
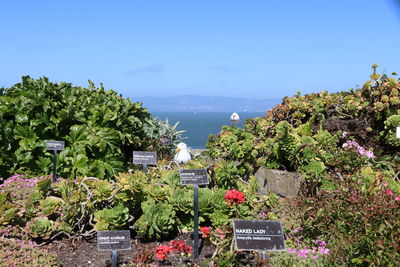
[[292, 227, 303, 233], [365, 151, 375, 159]]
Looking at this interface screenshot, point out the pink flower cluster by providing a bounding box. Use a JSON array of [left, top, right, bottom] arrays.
[[385, 189, 400, 201], [288, 239, 331, 259], [342, 140, 375, 159], [0, 174, 45, 193]]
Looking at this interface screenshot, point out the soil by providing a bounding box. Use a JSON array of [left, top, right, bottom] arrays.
[[47, 233, 216, 267]]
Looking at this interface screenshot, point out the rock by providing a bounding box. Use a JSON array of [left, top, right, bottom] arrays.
[[190, 149, 208, 158], [255, 168, 302, 197]]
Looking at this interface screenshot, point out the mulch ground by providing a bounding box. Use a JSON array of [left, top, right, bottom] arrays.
[[47, 233, 216, 267]]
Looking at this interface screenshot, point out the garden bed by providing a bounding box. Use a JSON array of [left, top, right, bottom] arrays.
[[47, 233, 216, 267]]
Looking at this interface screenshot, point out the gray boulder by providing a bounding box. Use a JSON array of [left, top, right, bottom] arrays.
[[255, 168, 302, 197]]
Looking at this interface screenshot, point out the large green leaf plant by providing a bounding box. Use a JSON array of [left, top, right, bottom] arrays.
[[0, 76, 154, 179]]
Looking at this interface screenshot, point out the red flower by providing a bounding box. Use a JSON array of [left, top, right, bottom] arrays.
[[200, 226, 211, 238], [224, 189, 246, 206], [155, 245, 172, 260], [169, 240, 192, 254]]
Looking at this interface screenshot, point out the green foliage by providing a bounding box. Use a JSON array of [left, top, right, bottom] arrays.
[[275, 121, 298, 169], [269, 252, 329, 267], [135, 200, 176, 240], [212, 160, 240, 189], [169, 187, 193, 214], [92, 180, 113, 201], [0, 192, 19, 225], [24, 217, 55, 239], [380, 115, 400, 147], [0, 76, 156, 179], [143, 118, 185, 158], [39, 196, 63, 216], [0, 207, 19, 225], [93, 204, 129, 231]]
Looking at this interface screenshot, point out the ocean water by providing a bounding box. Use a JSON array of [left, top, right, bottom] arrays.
[[152, 112, 265, 149]]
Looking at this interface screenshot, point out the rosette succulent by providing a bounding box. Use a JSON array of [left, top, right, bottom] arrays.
[[93, 204, 129, 231], [39, 196, 63, 216], [135, 200, 176, 240], [25, 217, 55, 239]]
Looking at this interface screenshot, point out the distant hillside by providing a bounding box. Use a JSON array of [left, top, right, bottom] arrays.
[[135, 95, 280, 112]]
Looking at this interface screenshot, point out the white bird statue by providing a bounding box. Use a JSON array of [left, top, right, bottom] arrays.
[[174, 142, 192, 163], [230, 112, 240, 124]]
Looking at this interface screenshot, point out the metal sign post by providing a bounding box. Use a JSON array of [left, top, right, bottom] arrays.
[[53, 150, 57, 182], [178, 169, 209, 259], [46, 141, 65, 182], [111, 250, 118, 267], [143, 164, 147, 173], [193, 184, 199, 258]]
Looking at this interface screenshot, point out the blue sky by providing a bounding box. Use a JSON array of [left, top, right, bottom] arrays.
[[1, 0, 400, 99]]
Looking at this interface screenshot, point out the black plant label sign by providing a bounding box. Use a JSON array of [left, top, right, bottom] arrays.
[[46, 140, 65, 151], [179, 169, 209, 185], [233, 220, 286, 251], [97, 230, 131, 251], [132, 151, 157, 165]]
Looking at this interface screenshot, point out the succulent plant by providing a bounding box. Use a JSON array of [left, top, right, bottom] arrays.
[[135, 200, 176, 240], [0, 207, 19, 225], [93, 204, 129, 231], [39, 196, 63, 216], [92, 180, 113, 201], [169, 188, 193, 214], [53, 179, 77, 199], [25, 217, 55, 239]]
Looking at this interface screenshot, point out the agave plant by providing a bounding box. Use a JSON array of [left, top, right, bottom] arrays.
[[143, 118, 185, 158]]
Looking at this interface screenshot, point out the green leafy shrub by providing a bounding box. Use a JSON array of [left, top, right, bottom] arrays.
[[206, 66, 400, 195], [0, 76, 154, 179]]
